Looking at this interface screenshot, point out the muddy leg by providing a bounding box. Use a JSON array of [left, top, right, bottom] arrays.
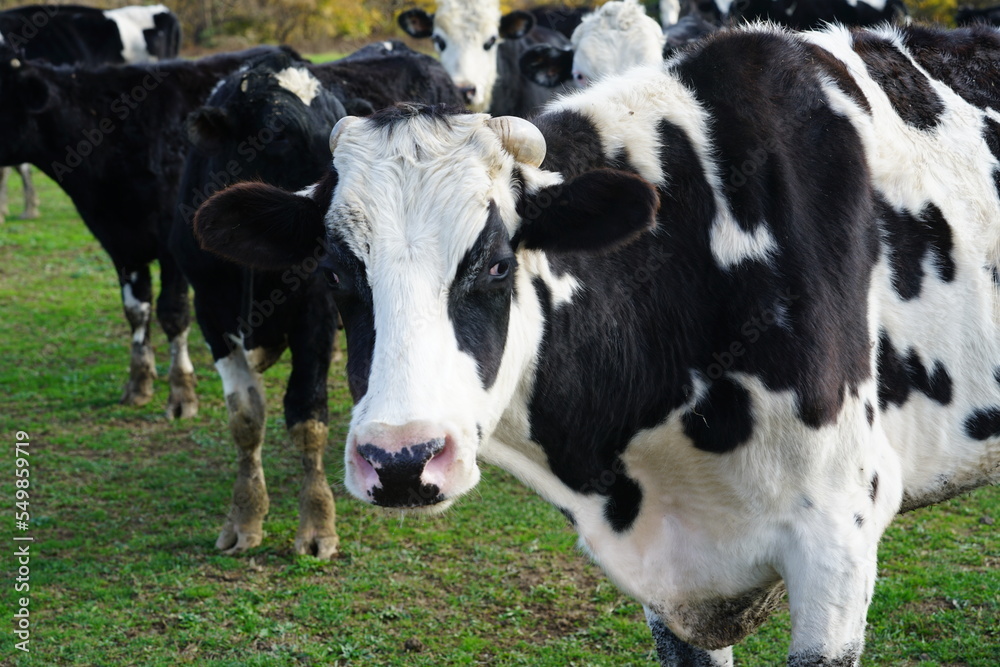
[[18, 164, 39, 219], [645, 608, 733, 667], [120, 267, 157, 406], [215, 347, 269, 554], [159, 255, 197, 419], [290, 420, 339, 558]]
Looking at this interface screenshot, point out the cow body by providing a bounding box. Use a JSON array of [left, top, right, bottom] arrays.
[[172, 44, 461, 557], [398, 0, 570, 116], [0, 45, 283, 416], [0, 4, 180, 223], [195, 24, 1000, 666], [687, 0, 907, 29]]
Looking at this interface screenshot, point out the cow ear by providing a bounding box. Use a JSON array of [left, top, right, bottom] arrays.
[[516, 169, 659, 254], [519, 45, 574, 88], [398, 9, 434, 39], [193, 181, 328, 271], [500, 10, 535, 40], [19, 72, 54, 114], [186, 107, 233, 154]]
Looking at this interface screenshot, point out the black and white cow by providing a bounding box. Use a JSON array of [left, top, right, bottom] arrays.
[[196, 22, 1000, 665], [522, 0, 715, 89], [688, 0, 908, 29], [0, 4, 181, 65], [0, 4, 181, 223], [0, 45, 285, 416], [170, 44, 462, 558], [397, 0, 570, 116]]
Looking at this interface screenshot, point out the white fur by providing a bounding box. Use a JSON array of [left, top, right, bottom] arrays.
[[273, 67, 320, 106], [216, 347, 262, 402], [660, 0, 682, 27], [122, 280, 151, 344], [104, 4, 169, 63], [430, 0, 503, 112], [570, 0, 666, 88]]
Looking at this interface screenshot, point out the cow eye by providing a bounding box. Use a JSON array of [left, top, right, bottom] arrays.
[[325, 270, 340, 289], [489, 259, 511, 279], [432, 35, 446, 51], [483, 36, 497, 50]]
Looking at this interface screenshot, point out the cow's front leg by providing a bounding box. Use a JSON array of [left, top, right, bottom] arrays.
[[781, 525, 876, 666], [158, 255, 197, 419], [120, 266, 157, 406], [286, 302, 338, 559], [645, 608, 733, 667], [18, 164, 39, 219], [215, 347, 269, 554]]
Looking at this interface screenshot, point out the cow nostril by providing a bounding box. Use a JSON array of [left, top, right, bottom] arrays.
[[458, 85, 477, 103]]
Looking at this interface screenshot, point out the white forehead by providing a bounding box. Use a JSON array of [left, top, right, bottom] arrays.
[[572, 0, 665, 79], [328, 113, 518, 272], [434, 0, 501, 40], [272, 66, 320, 105]]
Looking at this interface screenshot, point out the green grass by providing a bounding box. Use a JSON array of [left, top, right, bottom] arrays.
[[0, 170, 997, 666]]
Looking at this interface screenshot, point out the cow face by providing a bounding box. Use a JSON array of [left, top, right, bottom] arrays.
[[186, 52, 345, 190], [194, 105, 658, 511], [520, 0, 666, 89], [398, 0, 534, 111]]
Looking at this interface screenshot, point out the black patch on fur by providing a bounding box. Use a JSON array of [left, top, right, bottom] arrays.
[[876, 330, 953, 409], [358, 440, 445, 507], [365, 102, 471, 132], [899, 24, 1000, 113], [879, 201, 956, 301], [865, 401, 874, 426], [531, 110, 611, 178], [852, 32, 944, 130], [324, 240, 375, 402], [854, 513, 864, 527], [963, 407, 1000, 440], [869, 472, 879, 502], [557, 506, 576, 526], [682, 377, 754, 454], [603, 463, 643, 533], [448, 203, 514, 389]]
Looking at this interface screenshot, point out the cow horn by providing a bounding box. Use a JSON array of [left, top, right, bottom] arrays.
[[487, 116, 546, 168], [329, 116, 360, 155]]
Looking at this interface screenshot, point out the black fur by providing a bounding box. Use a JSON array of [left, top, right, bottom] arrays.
[[879, 202, 956, 301], [690, 0, 907, 30], [853, 32, 945, 131], [964, 407, 1000, 440], [876, 330, 954, 410], [682, 377, 755, 454]]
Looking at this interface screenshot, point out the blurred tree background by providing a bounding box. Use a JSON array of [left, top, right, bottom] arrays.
[[0, 0, 990, 53]]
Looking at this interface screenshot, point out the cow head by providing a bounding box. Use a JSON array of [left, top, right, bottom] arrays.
[[194, 105, 658, 511], [185, 49, 345, 190], [0, 51, 55, 164], [397, 0, 534, 111], [521, 0, 666, 88]]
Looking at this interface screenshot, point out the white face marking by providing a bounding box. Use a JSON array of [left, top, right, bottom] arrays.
[[431, 0, 503, 112], [104, 5, 168, 63], [272, 67, 320, 106], [571, 0, 666, 86]]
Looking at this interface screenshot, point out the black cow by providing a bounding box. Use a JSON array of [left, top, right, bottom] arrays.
[[529, 4, 592, 37], [956, 5, 1000, 26], [0, 4, 181, 223], [195, 22, 1000, 666], [397, 0, 571, 116], [0, 44, 287, 417], [169, 44, 462, 557]]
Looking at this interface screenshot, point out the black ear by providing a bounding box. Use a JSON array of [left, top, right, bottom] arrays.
[[517, 169, 659, 254], [186, 107, 233, 154], [500, 10, 535, 40], [194, 181, 328, 271], [19, 72, 54, 114], [398, 9, 434, 39], [519, 45, 574, 88]]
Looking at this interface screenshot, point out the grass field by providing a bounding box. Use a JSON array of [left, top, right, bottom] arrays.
[[0, 170, 997, 666]]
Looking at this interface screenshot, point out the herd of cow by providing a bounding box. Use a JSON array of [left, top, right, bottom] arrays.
[[4, 0, 1000, 665]]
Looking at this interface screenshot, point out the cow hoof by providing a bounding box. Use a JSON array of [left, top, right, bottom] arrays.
[[294, 531, 340, 559], [166, 371, 198, 419], [20, 211, 40, 220], [121, 380, 155, 406], [216, 522, 264, 554]]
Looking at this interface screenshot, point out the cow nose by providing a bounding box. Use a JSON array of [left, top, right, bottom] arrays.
[[458, 85, 477, 104], [350, 424, 455, 507]]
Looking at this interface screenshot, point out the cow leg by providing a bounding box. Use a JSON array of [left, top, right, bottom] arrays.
[[158, 255, 197, 419], [215, 346, 269, 554], [644, 608, 733, 667], [120, 266, 157, 406], [0, 166, 9, 222], [781, 533, 874, 666], [18, 164, 39, 219], [285, 298, 339, 559]]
